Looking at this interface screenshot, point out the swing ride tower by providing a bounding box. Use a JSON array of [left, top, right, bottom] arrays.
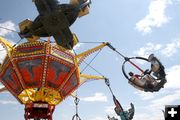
[[0, 36, 108, 120]]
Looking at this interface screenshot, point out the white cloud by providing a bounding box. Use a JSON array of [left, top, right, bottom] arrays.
[[0, 84, 4, 89], [81, 93, 107, 102], [136, 0, 172, 34], [134, 39, 180, 58], [134, 42, 162, 57], [105, 105, 115, 115], [0, 100, 18, 105], [134, 91, 155, 100], [150, 90, 180, 109], [134, 90, 180, 120], [0, 44, 7, 63], [0, 21, 16, 36], [165, 65, 180, 89], [161, 39, 180, 57]]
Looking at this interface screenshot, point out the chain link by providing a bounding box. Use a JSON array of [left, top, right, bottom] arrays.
[[72, 97, 82, 120]]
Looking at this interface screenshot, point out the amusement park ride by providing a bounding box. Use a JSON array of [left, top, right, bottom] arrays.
[[0, 0, 167, 120]]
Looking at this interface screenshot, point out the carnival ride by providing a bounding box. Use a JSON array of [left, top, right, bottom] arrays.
[[0, 0, 167, 120]]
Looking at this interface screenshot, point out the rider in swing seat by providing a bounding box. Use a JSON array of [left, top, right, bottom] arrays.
[[128, 54, 166, 92], [128, 72, 157, 89]]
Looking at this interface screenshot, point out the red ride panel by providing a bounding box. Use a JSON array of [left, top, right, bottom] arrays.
[[0, 65, 23, 95], [60, 73, 79, 97], [46, 59, 71, 90], [17, 58, 44, 88]]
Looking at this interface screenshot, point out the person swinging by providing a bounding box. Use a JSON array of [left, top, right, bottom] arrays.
[[127, 54, 166, 92]]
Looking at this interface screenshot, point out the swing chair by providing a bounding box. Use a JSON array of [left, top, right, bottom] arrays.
[[122, 54, 167, 92], [105, 78, 135, 120]]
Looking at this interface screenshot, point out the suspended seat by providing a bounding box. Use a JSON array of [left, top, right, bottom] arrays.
[[122, 54, 167, 92]]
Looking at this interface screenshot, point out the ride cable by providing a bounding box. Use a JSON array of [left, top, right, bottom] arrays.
[[80, 49, 102, 74], [106, 42, 145, 74], [0, 26, 17, 33], [73, 47, 105, 77], [72, 96, 82, 120], [0, 26, 25, 46], [79, 41, 145, 75], [105, 78, 128, 120], [0, 26, 48, 46]]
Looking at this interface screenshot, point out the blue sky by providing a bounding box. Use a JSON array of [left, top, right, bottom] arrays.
[[0, 0, 180, 120]]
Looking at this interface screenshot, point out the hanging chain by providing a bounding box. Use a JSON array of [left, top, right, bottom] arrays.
[[104, 78, 125, 115], [72, 97, 82, 120], [105, 78, 114, 96]]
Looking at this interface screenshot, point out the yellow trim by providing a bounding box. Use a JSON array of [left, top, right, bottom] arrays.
[[0, 36, 13, 48], [72, 33, 79, 47], [18, 87, 62, 105], [0, 36, 13, 56], [80, 74, 105, 85], [80, 74, 105, 80], [75, 42, 108, 65], [0, 37, 13, 72], [75, 42, 108, 59]]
